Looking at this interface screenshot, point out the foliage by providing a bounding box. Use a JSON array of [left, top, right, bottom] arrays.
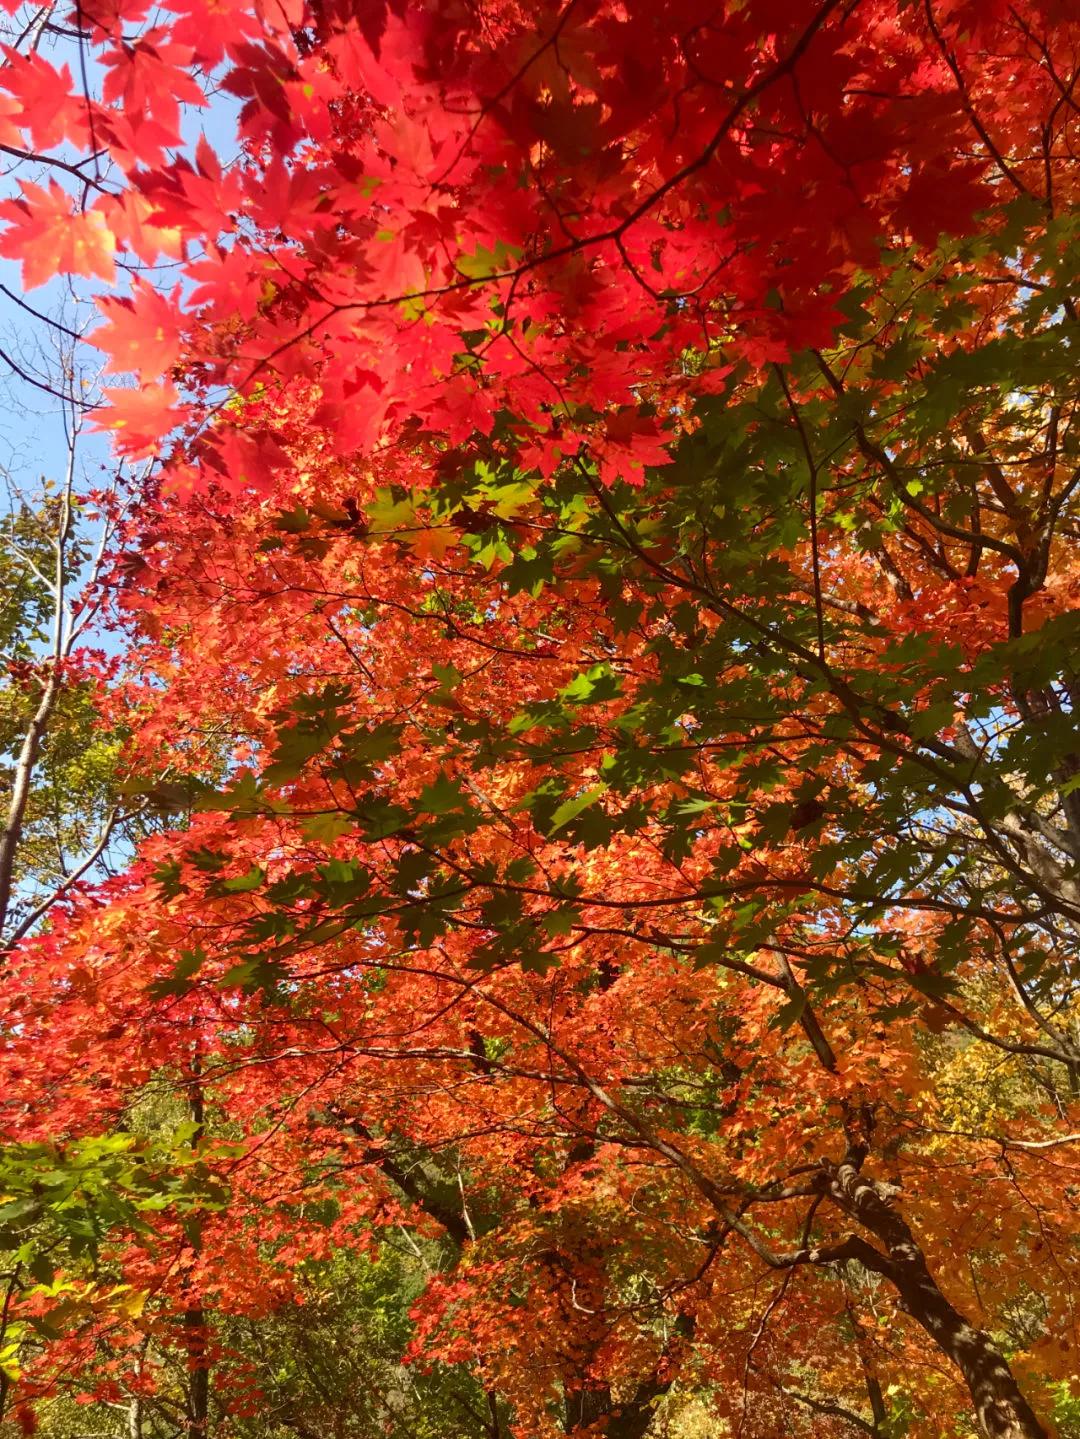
[[0, 2, 1078, 1438]]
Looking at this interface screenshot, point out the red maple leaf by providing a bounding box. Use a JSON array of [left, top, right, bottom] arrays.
[[94, 382, 192, 455], [593, 410, 673, 488], [0, 47, 88, 150], [0, 182, 115, 289], [99, 29, 206, 139], [91, 283, 187, 378]]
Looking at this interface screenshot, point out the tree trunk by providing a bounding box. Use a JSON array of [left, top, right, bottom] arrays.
[[828, 1162, 1046, 1439], [0, 665, 61, 936], [186, 1324, 209, 1439]]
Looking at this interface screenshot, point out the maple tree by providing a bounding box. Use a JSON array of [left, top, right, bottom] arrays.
[[0, 0, 1078, 1437]]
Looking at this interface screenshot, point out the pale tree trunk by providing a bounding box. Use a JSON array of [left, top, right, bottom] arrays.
[[0, 449, 73, 936], [0, 399, 131, 944]]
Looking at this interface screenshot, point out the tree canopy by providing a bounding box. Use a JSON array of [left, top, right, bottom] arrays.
[[0, 2, 1078, 1436]]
